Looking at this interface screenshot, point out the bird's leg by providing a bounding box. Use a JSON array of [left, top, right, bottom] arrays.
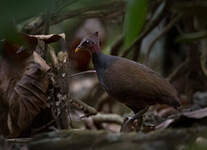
[[120, 107, 148, 132]]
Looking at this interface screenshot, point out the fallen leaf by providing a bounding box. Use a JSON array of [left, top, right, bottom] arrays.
[[0, 50, 50, 137], [156, 119, 175, 130], [182, 108, 207, 119], [25, 33, 65, 44], [156, 107, 207, 130]]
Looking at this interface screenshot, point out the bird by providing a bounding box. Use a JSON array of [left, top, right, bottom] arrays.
[[75, 32, 180, 131]]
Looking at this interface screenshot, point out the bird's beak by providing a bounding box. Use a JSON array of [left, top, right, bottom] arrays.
[[75, 47, 80, 53]]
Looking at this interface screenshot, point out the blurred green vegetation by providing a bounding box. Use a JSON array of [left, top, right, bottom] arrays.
[[124, 0, 148, 49], [0, 0, 55, 39], [0, 0, 125, 50], [1, 0, 207, 57], [0, 0, 151, 56]]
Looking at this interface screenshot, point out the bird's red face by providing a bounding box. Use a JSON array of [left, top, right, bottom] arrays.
[[75, 32, 100, 54]]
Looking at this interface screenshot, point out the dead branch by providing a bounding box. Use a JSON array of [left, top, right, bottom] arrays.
[[96, 93, 110, 112], [6, 138, 32, 143], [69, 99, 97, 117], [70, 70, 96, 78], [91, 113, 124, 125], [32, 98, 98, 132], [82, 117, 97, 130], [49, 46, 59, 68], [48, 44, 71, 129]]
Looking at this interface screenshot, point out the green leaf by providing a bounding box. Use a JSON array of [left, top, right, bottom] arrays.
[[176, 31, 207, 43], [124, 0, 148, 49]]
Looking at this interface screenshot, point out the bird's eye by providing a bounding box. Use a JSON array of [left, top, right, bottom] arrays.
[[85, 40, 89, 44]]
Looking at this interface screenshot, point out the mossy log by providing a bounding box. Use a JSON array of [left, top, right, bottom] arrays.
[[28, 127, 207, 150]]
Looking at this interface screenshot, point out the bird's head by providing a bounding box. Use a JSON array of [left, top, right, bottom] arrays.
[[75, 32, 100, 54]]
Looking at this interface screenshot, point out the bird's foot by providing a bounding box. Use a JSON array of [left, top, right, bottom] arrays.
[[120, 108, 148, 132]]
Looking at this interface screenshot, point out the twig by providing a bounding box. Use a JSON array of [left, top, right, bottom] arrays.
[[48, 44, 71, 129], [145, 14, 183, 65], [69, 99, 97, 117], [60, 55, 71, 129], [96, 93, 110, 112], [49, 46, 59, 68], [91, 113, 124, 125], [48, 72, 62, 129], [121, 107, 148, 132], [70, 70, 96, 78], [33, 97, 98, 133], [6, 138, 32, 143], [82, 117, 97, 130]]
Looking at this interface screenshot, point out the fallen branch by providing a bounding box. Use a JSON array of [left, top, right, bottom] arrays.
[[92, 113, 124, 125], [69, 99, 97, 117]]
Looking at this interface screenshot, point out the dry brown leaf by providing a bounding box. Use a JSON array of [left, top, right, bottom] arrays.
[[0, 50, 50, 137], [155, 119, 175, 130], [155, 107, 207, 130], [25, 33, 65, 44], [1, 32, 65, 60], [32, 51, 50, 72], [0, 31, 67, 137], [182, 107, 207, 119]]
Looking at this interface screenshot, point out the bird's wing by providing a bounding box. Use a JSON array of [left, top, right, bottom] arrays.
[[102, 57, 178, 103]]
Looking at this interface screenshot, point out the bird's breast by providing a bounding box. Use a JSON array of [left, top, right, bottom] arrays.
[[96, 67, 110, 92]]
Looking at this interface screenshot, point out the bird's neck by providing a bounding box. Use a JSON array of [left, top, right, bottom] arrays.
[[92, 48, 108, 87], [92, 49, 103, 68], [92, 48, 117, 82], [91, 43, 100, 54]]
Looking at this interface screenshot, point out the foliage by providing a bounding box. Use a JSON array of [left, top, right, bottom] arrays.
[[0, 0, 55, 39], [123, 0, 148, 49]]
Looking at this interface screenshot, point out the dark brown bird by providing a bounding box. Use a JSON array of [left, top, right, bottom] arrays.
[[75, 32, 180, 129]]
